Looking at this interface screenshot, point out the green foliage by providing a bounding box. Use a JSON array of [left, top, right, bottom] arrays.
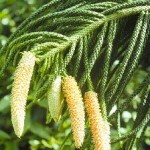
[[0, 0, 150, 149]]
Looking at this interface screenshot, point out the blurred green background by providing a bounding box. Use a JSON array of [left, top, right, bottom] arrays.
[[0, 0, 150, 150]]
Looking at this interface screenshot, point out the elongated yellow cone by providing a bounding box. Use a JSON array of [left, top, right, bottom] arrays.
[[62, 76, 85, 148], [11, 51, 35, 138], [84, 91, 110, 150]]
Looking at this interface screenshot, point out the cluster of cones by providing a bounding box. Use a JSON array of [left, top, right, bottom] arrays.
[[11, 52, 110, 150]]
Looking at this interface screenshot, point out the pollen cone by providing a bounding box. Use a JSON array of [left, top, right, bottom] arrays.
[[62, 76, 85, 148], [84, 91, 110, 150], [11, 51, 35, 138], [47, 76, 64, 122]]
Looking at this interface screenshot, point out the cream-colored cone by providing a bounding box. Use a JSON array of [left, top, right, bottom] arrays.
[[47, 76, 64, 122], [62, 76, 85, 148], [11, 51, 35, 138], [84, 91, 110, 150]]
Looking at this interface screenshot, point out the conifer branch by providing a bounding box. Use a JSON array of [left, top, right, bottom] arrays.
[[0, 0, 150, 148]]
